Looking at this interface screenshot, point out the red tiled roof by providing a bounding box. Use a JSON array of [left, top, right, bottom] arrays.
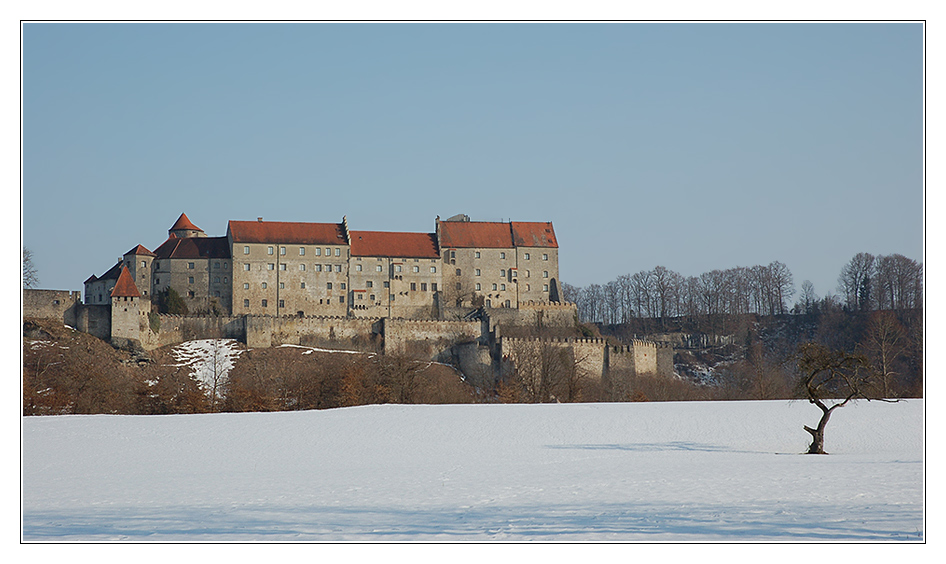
[[350, 231, 440, 258], [96, 262, 123, 281], [228, 220, 348, 245], [511, 222, 558, 248], [438, 221, 514, 249], [124, 244, 156, 257], [110, 266, 141, 298], [170, 213, 203, 233], [153, 236, 231, 260]]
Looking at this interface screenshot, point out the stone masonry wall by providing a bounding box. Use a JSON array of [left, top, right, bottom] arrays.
[[23, 289, 82, 326]]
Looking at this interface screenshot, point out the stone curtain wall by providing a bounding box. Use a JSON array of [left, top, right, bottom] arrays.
[[23, 290, 82, 326]]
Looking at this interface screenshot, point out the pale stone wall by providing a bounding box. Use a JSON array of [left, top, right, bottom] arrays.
[[383, 318, 481, 357], [23, 289, 82, 326], [230, 241, 349, 317], [85, 277, 116, 305], [514, 247, 559, 303], [153, 256, 230, 314], [110, 295, 141, 343], [122, 254, 154, 299]]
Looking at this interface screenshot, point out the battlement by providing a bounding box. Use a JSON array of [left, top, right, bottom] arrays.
[[517, 300, 577, 310]]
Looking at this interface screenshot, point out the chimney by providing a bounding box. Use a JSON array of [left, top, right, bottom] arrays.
[[257, 217, 263, 222]]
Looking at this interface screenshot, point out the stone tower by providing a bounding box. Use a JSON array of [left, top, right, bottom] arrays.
[[122, 244, 156, 299], [110, 265, 147, 345]]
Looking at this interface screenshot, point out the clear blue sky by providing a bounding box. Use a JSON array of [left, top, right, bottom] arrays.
[[22, 22, 923, 301]]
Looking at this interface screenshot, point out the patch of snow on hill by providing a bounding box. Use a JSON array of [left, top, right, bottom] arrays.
[[169, 339, 242, 395]]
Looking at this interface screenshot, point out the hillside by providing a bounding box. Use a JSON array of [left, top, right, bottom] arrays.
[[22, 400, 924, 541]]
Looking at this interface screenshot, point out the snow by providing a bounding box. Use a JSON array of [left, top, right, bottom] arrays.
[[168, 339, 243, 395], [21, 400, 923, 541]]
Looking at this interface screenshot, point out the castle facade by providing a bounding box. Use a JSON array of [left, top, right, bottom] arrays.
[[84, 213, 561, 319]]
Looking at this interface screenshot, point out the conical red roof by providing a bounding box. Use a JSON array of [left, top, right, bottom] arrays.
[[170, 213, 203, 233], [124, 244, 156, 257], [110, 266, 141, 298]]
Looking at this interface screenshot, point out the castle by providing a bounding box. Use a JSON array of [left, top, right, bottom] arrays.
[[26, 213, 673, 386]]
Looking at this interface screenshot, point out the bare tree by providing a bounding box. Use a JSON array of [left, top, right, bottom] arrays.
[[838, 253, 876, 311], [794, 342, 886, 454], [23, 248, 39, 289], [863, 311, 907, 398]]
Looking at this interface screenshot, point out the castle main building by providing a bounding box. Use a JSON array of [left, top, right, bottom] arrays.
[[85, 213, 561, 319]]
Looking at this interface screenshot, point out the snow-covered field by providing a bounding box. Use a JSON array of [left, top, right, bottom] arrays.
[[21, 400, 923, 542]]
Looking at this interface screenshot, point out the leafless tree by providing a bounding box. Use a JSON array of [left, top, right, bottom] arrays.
[[863, 311, 907, 398], [794, 342, 887, 454], [838, 253, 876, 311], [874, 254, 923, 311], [23, 247, 39, 289]]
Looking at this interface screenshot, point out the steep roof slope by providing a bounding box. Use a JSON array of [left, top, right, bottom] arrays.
[[510, 222, 558, 248], [228, 220, 348, 245], [170, 213, 203, 233], [438, 221, 514, 249], [153, 236, 231, 260], [350, 231, 439, 258], [124, 244, 156, 257], [110, 266, 141, 298]]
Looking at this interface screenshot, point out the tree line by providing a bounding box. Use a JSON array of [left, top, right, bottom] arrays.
[[562, 253, 922, 325]]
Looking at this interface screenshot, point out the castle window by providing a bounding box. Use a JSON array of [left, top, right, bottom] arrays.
[[268, 264, 275, 270], [367, 281, 373, 288], [244, 299, 250, 308], [543, 271, 549, 278], [300, 264, 306, 271], [188, 277, 195, 284], [475, 252, 481, 259], [268, 247, 274, 255], [505, 300, 511, 308], [262, 282, 267, 289], [526, 284, 531, 291], [421, 283, 427, 291], [339, 296, 344, 303], [456, 268, 461, 276], [475, 283, 481, 291], [475, 269, 481, 276], [335, 265, 342, 273], [543, 254, 549, 261], [315, 265, 322, 272], [280, 247, 286, 256], [501, 284, 506, 291], [244, 246, 250, 255], [376, 265, 383, 272], [188, 291, 195, 298], [383, 281, 390, 288], [500, 269, 506, 277], [430, 266, 437, 273], [390, 294, 395, 301], [325, 248, 330, 256], [327, 282, 333, 290], [357, 293, 363, 300], [340, 283, 346, 290], [244, 283, 250, 289], [450, 251, 456, 259], [500, 252, 506, 259], [370, 294, 375, 301], [314, 248, 321, 256], [301, 282, 306, 289], [525, 270, 530, 278], [262, 299, 268, 307], [188, 262, 195, 269], [334, 248, 341, 257], [279, 299, 285, 308], [395, 265, 401, 273], [214, 262, 220, 269], [279, 264, 287, 271], [486, 299, 491, 307], [224, 277, 228, 283], [299, 247, 306, 256], [492, 283, 497, 291], [224, 263, 229, 269], [456, 283, 462, 291], [411, 282, 417, 291], [543, 284, 549, 292], [412, 266, 419, 273], [356, 265, 362, 272], [244, 264, 250, 271], [432, 283, 437, 292], [524, 253, 530, 260], [280, 282, 285, 289], [141, 260, 147, 268]]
